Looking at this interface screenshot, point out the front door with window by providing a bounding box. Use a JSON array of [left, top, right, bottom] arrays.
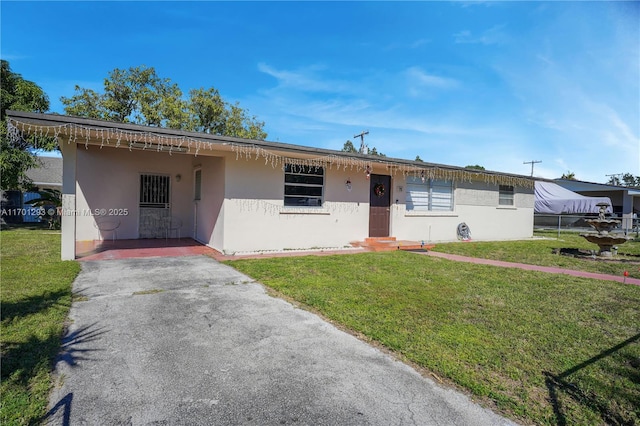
[[139, 174, 171, 238], [369, 174, 391, 237]]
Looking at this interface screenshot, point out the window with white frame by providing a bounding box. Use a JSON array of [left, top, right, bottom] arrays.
[[499, 185, 514, 206], [284, 164, 324, 207], [405, 176, 453, 211]]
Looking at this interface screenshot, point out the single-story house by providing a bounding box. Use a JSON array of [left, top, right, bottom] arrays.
[[555, 178, 640, 232], [26, 155, 63, 191], [1, 156, 62, 223], [6, 111, 535, 260]]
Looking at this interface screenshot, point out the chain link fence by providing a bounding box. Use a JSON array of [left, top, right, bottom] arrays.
[[534, 214, 639, 238]]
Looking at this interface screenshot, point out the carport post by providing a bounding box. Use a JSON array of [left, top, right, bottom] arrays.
[[60, 141, 77, 260]]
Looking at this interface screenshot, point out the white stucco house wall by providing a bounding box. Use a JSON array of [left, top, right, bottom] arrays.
[[7, 111, 535, 260]]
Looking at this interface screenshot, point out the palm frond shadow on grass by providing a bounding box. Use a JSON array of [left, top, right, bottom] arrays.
[[1, 288, 70, 322], [545, 332, 640, 426]]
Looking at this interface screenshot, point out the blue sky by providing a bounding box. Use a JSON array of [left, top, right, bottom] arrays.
[[2, 1, 638, 183]]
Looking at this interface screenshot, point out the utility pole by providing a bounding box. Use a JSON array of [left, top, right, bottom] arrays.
[[523, 160, 541, 177], [354, 130, 369, 154], [605, 173, 623, 185]]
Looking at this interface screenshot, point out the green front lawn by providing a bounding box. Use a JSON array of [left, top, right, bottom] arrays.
[[0, 226, 80, 425], [432, 230, 640, 279], [226, 251, 640, 425], [1, 226, 638, 425]]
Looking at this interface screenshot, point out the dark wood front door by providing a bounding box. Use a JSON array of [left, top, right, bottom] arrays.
[[369, 174, 391, 237]]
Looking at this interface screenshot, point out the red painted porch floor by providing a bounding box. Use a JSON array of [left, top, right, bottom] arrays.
[[75, 238, 366, 262], [76, 239, 218, 261], [76, 238, 640, 286]]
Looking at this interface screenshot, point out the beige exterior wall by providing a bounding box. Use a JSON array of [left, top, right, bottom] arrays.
[[216, 152, 370, 253], [68, 144, 534, 255], [194, 156, 225, 248], [74, 146, 196, 242], [390, 177, 534, 243]]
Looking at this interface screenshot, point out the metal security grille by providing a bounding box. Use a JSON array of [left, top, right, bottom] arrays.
[[140, 175, 170, 208]]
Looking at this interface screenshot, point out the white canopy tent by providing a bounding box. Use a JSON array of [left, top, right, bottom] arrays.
[[534, 181, 612, 214]]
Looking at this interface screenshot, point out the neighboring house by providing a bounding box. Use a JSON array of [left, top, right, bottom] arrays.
[[26, 156, 63, 190], [23, 156, 62, 222], [7, 111, 535, 260], [555, 178, 640, 232], [1, 156, 62, 223]]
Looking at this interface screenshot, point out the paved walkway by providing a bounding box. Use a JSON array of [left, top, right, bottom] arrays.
[[77, 238, 640, 286], [422, 251, 640, 286], [44, 256, 514, 426]]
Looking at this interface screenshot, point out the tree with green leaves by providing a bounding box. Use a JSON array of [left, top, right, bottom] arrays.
[[465, 165, 485, 171], [607, 173, 640, 187], [368, 147, 386, 157], [61, 65, 266, 139], [622, 173, 640, 187], [0, 60, 56, 190], [607, 175, 622, 186], [24, 188, 62, 229], [561, 171, 576, 180], [341, 140, 385, 156], [415, 155, 423, 162], [341, 140, 358, 153]]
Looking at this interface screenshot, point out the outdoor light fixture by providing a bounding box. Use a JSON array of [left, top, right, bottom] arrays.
[[129, 142, 188, 153], [175, 174, 182, 182]]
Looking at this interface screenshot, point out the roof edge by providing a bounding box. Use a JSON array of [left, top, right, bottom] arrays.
[[6, 110, 534, 186]]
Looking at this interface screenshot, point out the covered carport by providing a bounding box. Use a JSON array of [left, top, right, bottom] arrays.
[[555, 178, 640, 233]]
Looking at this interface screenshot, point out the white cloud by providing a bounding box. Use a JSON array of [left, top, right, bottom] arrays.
[[257, 63, 355, 94], [411, 38, 431, 49], [250, 5, 639, 183], [453, 25, 507, 45], [405, 67, 460, 93], [384, 38, 431, 51], [2, 53, 29, 61]]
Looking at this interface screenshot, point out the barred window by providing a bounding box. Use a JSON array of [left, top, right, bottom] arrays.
[[284, 164, 324, 207], [406, 177, 453, 211], [140, 174, 170, 208], [499, 185, 514, 206]]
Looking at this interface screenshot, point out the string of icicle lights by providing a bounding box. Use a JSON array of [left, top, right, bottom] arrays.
[[7, 118, 533, 188]]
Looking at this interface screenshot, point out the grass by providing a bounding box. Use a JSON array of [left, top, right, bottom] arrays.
[[132, 289, 164, 296], [432, 230, 640, 279], [1, 225, 80, 426], [226, 250, 640, 425], [0, 226, 637, 425]]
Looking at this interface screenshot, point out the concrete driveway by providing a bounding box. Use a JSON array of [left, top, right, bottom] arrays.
[[45, 255, 515, 426]]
